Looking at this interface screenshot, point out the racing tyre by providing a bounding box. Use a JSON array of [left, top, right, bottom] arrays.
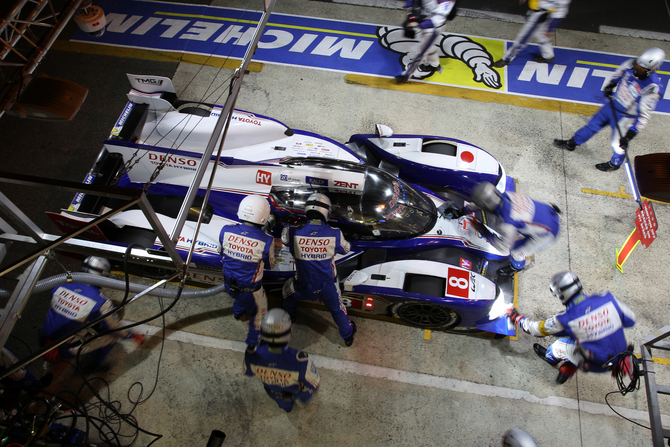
[[391, 301, 460, 330], [177, 103, 213, 117]]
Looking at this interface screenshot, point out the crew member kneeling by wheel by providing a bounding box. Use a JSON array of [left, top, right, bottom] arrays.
[[506, 271, 636, 384], [220, 195, 276, 346], [281, 193, 356, 347], [243, 308, 320, 412]]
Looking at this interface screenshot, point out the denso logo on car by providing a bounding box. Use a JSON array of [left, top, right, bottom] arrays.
[[447, 268, 469, 298], [148, 153, 197, 167], [256, 170, 272, 185]]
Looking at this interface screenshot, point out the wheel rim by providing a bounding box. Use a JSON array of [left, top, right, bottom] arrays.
[[395, 302, 458, 329]]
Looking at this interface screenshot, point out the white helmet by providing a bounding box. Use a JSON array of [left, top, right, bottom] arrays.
[[502, 429, 538, 447], [260, 308, 292, 345], [81, 256, 111, 276], [305, 193, 331, 221], [549, 271, 582, 305], [471, 181, 502, 212], [634, 47, 665, 79], [237, 195, 271, 225]]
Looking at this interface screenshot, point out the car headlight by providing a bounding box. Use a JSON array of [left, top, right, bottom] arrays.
[[487, 286, 507, 320]]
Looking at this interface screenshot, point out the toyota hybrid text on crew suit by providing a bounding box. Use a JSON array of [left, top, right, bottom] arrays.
[[282, 193, 356, 346], [220, 196, 276, 346], [244, 308, 321, 412], [506, 271, 637, 383], [41, 257, 143, 369]]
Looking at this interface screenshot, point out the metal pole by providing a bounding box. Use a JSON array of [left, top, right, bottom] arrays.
[[640, 344, 668, 446], [169, 0, 277, 244], [0, 254, 49, 348], [607, 97, 643, 210]]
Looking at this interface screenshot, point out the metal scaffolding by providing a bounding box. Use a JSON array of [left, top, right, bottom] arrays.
[[641, 326, 670, 446], [0, 0, 276, 379], [0, 0, 85, 118]]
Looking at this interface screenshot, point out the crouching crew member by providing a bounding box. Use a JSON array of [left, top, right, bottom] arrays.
[[220, 195, 276, 346], [244, 308, 320, 412], [282, 193, 356, 346], [41, 257, 143, 370], [469, 181, 560, 277], [506, 271, 636, 384]]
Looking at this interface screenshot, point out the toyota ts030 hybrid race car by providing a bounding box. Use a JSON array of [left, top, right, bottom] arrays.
[[48, 74, 516, 336]]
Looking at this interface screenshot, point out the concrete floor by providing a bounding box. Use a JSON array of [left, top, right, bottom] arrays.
[[1, 1, 670, 446]]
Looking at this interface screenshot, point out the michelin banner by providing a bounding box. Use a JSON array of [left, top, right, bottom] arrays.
[[73, 0, 669, 114]]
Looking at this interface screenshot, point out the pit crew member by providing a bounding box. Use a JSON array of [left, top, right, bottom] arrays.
[[244, 308, 320, 412], [469, 181, 560, 276], [494, 0, 572, 67], [506, 271, 636, 384], [395, 0, 456, 82], [554, 47, 664, 172], [282, 193, 356, 346], [220, 195, 276, 346], [41, 257, 143, 370]]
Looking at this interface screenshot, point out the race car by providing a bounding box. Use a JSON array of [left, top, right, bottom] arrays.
[[47, 74, 516, 336]]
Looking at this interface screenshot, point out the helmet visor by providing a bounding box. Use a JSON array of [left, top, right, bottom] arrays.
[[633, 61, 651, 79]]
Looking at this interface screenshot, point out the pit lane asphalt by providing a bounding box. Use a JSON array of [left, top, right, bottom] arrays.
[[323, 0, 670, 37], [0, 1, 669, 446]]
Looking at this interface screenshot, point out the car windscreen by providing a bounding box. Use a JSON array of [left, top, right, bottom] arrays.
[[272, 162, 436, 240]]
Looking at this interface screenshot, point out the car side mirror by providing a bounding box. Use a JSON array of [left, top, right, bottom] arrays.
[[375, 124, 393, 137]]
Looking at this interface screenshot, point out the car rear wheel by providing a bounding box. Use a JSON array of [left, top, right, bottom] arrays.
[[391, 301, 460, 330]]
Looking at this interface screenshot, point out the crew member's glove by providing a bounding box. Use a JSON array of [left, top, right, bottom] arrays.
[[604, 81, 617, 98], [404, 21, 418, 38], [403, 12, 423, 38], [505, 307, 525, 325], [619, 129, 636, 151]]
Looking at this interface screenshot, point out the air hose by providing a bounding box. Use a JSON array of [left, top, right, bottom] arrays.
[[0, 272, 225, 299]]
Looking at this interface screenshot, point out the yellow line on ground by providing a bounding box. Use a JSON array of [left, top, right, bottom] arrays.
[[635, 354, 670, 365], [155, 11, 377, 38], [576, 60, 618, 69], [345, 74, 599, 115], [424, 329, 431, 340], [52, 40, 264, 71], [506, 273, 519, 341], [577, 59, 670, 75], [582, 186, 668, 205]]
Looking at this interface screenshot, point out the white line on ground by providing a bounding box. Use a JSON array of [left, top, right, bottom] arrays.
[[599, 26, 670, 42], [132, 322, 669, 425], [327, 0, 527, 24]]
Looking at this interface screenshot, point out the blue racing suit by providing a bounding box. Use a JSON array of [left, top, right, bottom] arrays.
[[501, 0, 572, 63], [41, 284, 121, 365], [243, 343, 320, 411], [220, 222, 275, 346], [520, 291, 636, 373], [573, 59, 661, 166], [400, 0, 456, 77], [487, 192, 560, 270], [282, 219, 354, 339]]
